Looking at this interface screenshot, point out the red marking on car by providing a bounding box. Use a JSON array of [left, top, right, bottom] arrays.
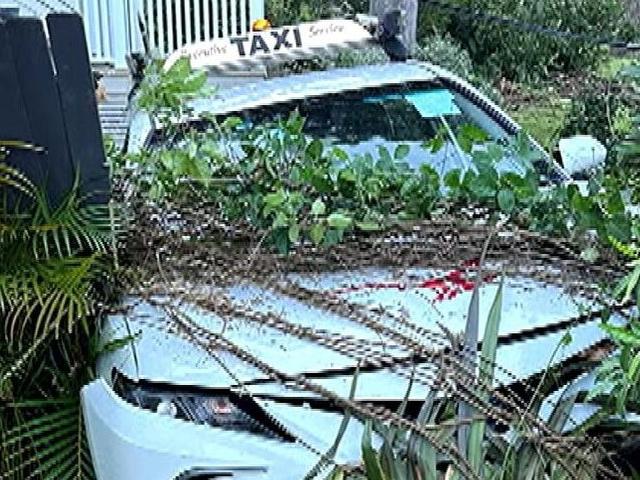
[[330, 258, 489, 302]]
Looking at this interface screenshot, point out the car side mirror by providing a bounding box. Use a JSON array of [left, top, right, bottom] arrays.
[[558, 135, 607, 179]]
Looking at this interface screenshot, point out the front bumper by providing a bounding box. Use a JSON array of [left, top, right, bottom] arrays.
[[81, 379, 318, 480]]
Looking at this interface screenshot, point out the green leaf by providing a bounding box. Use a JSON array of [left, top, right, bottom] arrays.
[[356, 221, 382, 232], [468, 173, 497, 199], [394, 144, 410, 160], [627, 351, 640, 383], [306, 139, 324, 160], [288, 223, 300, 243], [444, 169, 462, 190], [327, 213, 353, 229], [311, 198, 326, 216], [183, 70, 207, 92], [480, 278, 503, 382], [606, 214, 632, 243], [220, 116, 243, 130], [325, 468, 345, 480], [304, 367, 359, 480], [497, 189, 516, 214], [339, 168, 356, 183], [324, 228, 344, 246], [623, 265, 640, 303], [310, 224, 326, 245], [457, 123, 489, 153], [272, 228, 290, 254], [423, 134, 445, 153], [468, 278, 503, 474], [362, 421, 388, 480], [168, 56, 191, 77], [264, 190, 286, 208], [98, 331, 142, 355], [602, 323, 640, 345]]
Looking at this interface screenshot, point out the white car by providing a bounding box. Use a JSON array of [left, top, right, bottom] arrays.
[[82, 19, 613, 480]]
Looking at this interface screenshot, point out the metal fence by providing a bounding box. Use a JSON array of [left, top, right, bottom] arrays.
[[9, 0, 265, 67]]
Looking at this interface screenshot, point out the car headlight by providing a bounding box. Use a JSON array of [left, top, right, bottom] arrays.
[[112, 370, 294, 442]]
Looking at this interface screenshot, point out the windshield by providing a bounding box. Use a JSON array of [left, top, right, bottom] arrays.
[[229, 82, 525, 177]]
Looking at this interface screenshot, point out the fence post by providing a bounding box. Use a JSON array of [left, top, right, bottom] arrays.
[[47, 13, 110, 203], [249, 0, 265, 23], [369, 0, 418, 51], [110, 0, 129, 67]]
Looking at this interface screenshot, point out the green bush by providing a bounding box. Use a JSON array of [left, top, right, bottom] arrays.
[[413, 34, 474, 79], [332, 46, 390, 68], [422, 0, 629, 82], [266, 0, 367, 25], [560, 77, 634, 150]]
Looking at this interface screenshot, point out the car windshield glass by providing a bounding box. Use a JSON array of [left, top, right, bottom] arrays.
[[231, 82, 523, 177]]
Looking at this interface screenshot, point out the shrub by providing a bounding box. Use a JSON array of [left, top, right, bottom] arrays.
[[332, 46, 390, 68], [560, 77, 634, 150], [422, 0, 629, 82], [266, 0, 366, 25], [413, 34, 474, 79], [270, 46, 390, 77]]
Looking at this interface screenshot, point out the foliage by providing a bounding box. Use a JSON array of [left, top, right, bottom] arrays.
[[265, 0, 366, 25], [507, 98, 570, 152], [588, 319, 640, 415], [136, 57, 210, 124], [424, 0, 630, 82], [126, 89, 636, 254], [0, 141, 117, 479], [413, 34, 474, 80], [325, 281, 585, 480], [332, 47, 390, 69], [560, 77, 634, 151], [587, 237, 640, 415], [613, 65, 640, 204], [127, 109, 543, 253], [2, 395, 95, 480]]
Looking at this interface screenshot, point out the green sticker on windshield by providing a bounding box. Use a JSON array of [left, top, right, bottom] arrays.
[[404, 89, 461, 119]]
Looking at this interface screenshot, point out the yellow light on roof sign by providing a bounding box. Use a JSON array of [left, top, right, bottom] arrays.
[[164, 19, 374, 71]]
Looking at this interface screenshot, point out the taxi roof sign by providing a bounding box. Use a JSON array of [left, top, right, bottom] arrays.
[[164, 19, 375, 71]]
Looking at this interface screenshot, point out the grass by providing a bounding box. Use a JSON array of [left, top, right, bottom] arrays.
[[507, 98, 571, 152], [597, 54, 639, 80]]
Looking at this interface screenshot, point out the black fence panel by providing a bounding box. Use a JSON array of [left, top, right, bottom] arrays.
[[0, 20, 32, 141], [47, 14, 110, 203], [0, 13, 110, 205], [5, 16, 74, 202]]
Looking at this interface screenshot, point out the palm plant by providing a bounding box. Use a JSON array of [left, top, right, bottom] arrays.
[[0, 140, 117, 479]]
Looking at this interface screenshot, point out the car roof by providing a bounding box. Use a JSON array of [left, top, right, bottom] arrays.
[[191, 62, 438, 117], [128, 62, 439, 153]]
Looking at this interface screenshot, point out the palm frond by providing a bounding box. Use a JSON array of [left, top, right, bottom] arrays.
[[0, 141, 114, 479], [0, 184, 115, 262], [0, 141, 40, 199], [0, 255, 103, 348], [0, 398, 96, 480]]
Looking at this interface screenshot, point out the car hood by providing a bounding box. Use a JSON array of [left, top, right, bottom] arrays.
[[98, 265, 611, 400]]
